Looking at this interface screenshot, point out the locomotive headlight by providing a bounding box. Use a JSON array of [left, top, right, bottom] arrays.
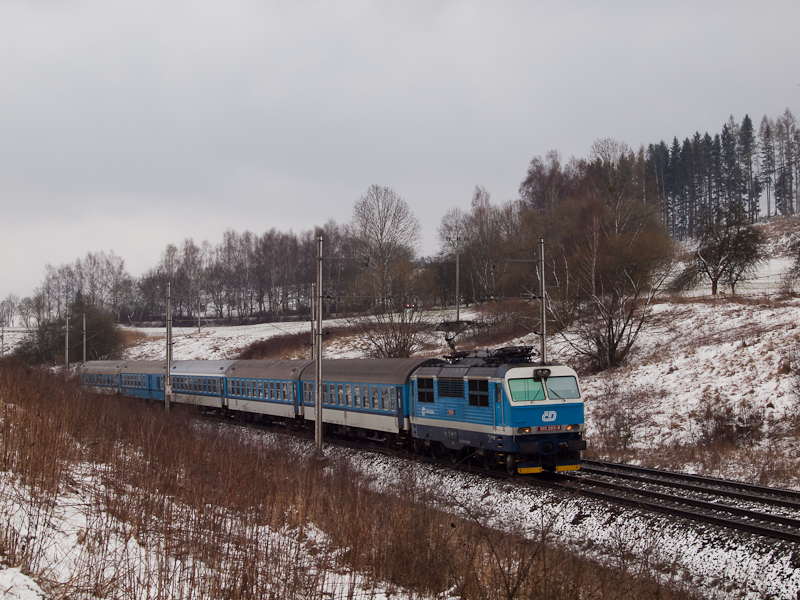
[[517, 427, 532, 434], [533, 368, 551, 378], [566, 424, 580, 431]]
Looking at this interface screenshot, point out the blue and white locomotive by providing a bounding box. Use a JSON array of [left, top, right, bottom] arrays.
[[79, 346, 585, 473]]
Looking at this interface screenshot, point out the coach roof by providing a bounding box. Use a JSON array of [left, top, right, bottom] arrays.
[[299, 358, 443, 385]]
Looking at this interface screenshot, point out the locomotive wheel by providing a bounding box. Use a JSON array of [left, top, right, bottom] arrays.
[[504, 453, 518, 475], [447, 448, 460, 464]]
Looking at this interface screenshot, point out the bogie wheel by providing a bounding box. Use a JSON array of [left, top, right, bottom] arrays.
[[430, 442, 445, 459], [482, 451, 497, 470], [412, 439, 426, 456], [447, 448, 461, 464]]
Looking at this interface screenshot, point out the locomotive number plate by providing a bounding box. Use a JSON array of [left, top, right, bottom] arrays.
[[537, 425, 562, 432]]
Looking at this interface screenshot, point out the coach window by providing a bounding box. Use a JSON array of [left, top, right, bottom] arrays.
[[468, 380, 490, 407], [354, 385, 361, 408], [337, 384, 344, 406], [390, 387, 397, 411], [345, 385, 353, 407], [381, 387, 389, 411], [306, 382, 314, 404], [322, 383, 328, 405], [370, 386, 378, 410]]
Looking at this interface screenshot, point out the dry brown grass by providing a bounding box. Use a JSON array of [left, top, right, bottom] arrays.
[[119, 328, 149, 348], [0, 358, 699, 599], [237, 325, 368, 359]]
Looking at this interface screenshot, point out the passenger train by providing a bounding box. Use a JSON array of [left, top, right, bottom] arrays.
[[79, 347, 586, 474]]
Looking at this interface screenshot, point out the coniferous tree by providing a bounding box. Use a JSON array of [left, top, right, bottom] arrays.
[[759, 116, 776, 217], [738, 114, 761, 222]]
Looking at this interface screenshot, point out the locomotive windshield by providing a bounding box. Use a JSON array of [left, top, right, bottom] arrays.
[[508, 375, 580, 402], [544, 376, 580, 399], [508, 378, 545, 401]]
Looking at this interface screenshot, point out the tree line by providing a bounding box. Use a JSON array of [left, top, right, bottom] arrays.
[[646, 109, 799, 240], [3, 107, 796, 367]]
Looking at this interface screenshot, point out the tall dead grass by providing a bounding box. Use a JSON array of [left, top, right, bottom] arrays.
[[0, 358, 695, 599]]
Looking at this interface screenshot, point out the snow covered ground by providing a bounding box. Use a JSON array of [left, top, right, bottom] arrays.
[[1, 429, 798, 600]]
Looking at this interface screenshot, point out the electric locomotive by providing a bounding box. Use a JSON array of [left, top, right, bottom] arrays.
[[409, 346, 585, 473]]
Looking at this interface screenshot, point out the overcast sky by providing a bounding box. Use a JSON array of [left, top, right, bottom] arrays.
[[1, 1, 798, 302]]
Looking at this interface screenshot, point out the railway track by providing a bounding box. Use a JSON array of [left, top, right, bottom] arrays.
[[543, 459, 800, 544]]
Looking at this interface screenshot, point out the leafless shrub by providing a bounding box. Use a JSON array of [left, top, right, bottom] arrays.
[[698, 392, 765, 448], [589, 378, 654, 456]]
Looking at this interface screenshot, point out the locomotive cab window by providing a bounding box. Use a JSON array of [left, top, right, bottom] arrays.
[[508, 378, 546, 402], [468, 379, 490, 407], [417, 378, 434, 403]]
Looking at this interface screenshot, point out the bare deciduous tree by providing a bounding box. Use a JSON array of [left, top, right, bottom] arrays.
[[348, 184, 420, 305]]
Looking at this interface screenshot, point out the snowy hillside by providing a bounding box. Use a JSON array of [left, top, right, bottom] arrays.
[[2, 217, 799, 600]]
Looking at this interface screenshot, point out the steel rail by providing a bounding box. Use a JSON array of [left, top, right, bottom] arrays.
[[582, 461, 800, 511]]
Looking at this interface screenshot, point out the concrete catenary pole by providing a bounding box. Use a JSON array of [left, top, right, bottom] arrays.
[[165, 282, 173, 412], [315, 234, 324, 458], [65, 310, 70, 377], [539, 238, 547, 365], [447, 236, 465, 321]]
